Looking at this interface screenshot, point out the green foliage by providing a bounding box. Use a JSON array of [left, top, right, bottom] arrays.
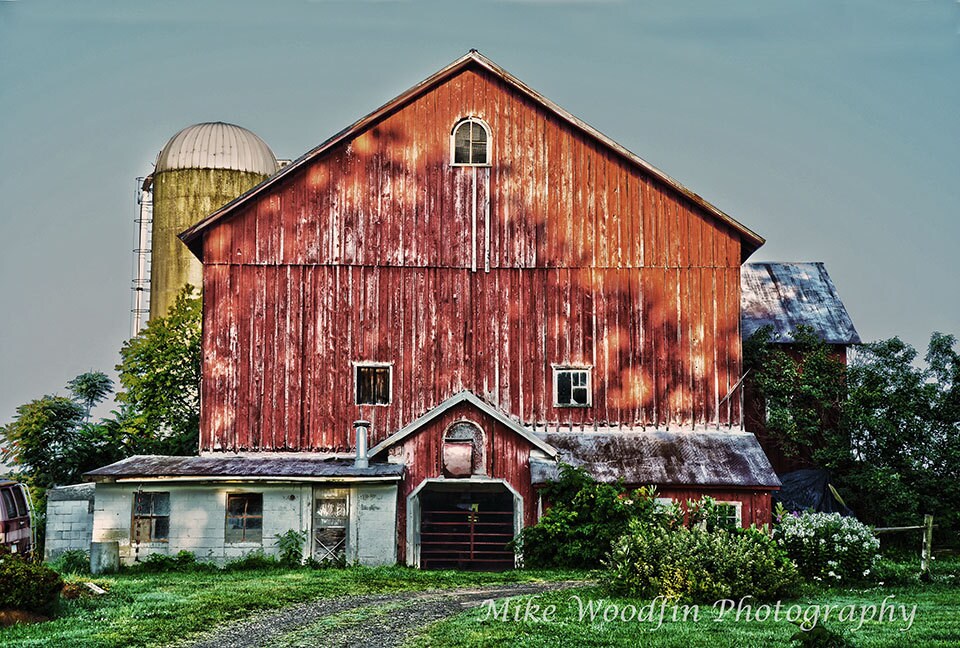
[[115, 285, 202, 455], [515, 465, 674, 568], [126, 551, 216, 574], [774, 510, 879, 583], [275, 530, 307, 567], [745, 328, 960, 545], [0, 547, 64, 614], [222, 551, 283, 571], [605, 520, 801, 603], [49, 550, 90, 576], [744, 325, 848, 464], [0, 396, 85, 489], [66, 372, 114, 421]]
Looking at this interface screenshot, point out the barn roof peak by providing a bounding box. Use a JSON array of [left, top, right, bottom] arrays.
[[180, 50, 764, 258]]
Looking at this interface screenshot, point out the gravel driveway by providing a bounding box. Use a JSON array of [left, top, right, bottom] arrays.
[[182, 581, 584, 648]]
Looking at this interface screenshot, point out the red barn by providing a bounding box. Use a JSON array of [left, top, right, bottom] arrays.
[[88, 51, 782, 569]]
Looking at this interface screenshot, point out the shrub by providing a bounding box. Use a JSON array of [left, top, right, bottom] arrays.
[[223, 550, 281, 571], [0, 548, 64, 614], [515, 465, 676, 568], [605, 520, 801, 603], [275, 530, 307, 567], [127, 551, 216, 573], [774, 510, 879, 583], [49, 549, 90, 575]]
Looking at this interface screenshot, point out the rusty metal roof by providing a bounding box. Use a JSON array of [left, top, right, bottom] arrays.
[[530, 431, 780, 488], [180, 50, 764, 259], [83, 455, 404, 483], [741, 262, 860, 345]]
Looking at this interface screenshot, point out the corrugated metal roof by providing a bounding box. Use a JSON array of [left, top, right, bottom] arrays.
[[741, 262, 860, 345], [179, 50, 765, 259], [530, 431, 781, 488], [83, 455, 404, 482], [156, 122, 279, 175]]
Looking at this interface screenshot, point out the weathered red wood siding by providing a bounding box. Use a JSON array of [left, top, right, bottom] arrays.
[[199, 65, 745, 452], [388, 401, 540, 562], [655, 487, 773, 529]]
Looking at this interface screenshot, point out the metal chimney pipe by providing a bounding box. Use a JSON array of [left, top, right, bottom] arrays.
[[353, 420, 370, 469]]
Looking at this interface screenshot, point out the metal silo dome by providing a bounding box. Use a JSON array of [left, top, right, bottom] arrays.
[[156, 122, 279, 175]]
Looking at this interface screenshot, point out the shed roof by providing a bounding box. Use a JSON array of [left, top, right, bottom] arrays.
[[741, 262, 860, 345], [83, 455, 404, 483], [530, 431, 780, 489], [180, 50, 764, 259]]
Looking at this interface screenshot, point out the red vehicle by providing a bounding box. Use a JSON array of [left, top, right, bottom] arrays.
[[0, 480, 33, 556]]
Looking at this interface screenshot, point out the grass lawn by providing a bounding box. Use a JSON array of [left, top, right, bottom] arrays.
[[412, 582, 960, 647], [0, 566, 582, 648]]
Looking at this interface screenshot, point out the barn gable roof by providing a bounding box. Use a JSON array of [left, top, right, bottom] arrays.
[[741, 262, 861, 345], [530, 430, 781, 489], [368, 390, 558, 458], [179, 50, 764, 259]]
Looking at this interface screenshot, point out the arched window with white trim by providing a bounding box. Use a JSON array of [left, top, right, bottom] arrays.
[[451, 118, 490, 166]]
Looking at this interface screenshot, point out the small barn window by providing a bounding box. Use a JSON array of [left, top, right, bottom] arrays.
[[132, 492, 170, 543], [451, 118, 490, 165], [713, 501, 742, 530], [355, 362, 392, 405], [225, 493, 263, 543], [553, 366, 592, 407]]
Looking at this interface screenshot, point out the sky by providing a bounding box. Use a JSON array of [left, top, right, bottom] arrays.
[[0, 0, 958, 426]]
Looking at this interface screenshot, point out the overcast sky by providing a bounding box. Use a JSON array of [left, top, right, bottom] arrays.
[[1, 0, 957, 425]]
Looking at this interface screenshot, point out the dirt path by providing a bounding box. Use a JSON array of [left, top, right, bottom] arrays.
[[182, 581, 584, 648]]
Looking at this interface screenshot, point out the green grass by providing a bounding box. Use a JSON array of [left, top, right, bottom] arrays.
[[0, 566, 584, 648], [411, 582, 960, 647]]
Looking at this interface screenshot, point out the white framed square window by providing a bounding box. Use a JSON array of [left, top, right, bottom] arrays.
[[714, 500, 743, 529], [552, 365, 592, 408], [353, 361, 393, 405]]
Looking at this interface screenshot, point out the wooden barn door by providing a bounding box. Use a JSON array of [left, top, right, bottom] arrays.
[[418, 484, 515, 571]]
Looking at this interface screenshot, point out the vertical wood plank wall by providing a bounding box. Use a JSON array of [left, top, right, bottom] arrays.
[[199, 66, 745, 452]]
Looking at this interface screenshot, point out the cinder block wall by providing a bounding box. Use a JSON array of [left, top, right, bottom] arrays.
[[45, 483, 96, 561], [92, 481, 399, 566]]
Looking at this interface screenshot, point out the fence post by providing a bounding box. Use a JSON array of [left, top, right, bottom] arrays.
[[921, 514, 934, 574]]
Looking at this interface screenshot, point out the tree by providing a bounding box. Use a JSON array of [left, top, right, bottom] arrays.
[[746, 328, 960, 543], [744, 325, 849, 467], [66, 371, 114, 421], [115, 285, 202, 454], [0, 397, 85, 490]]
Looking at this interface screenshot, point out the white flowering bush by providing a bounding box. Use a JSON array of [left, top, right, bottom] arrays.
[[773, 510, 879, 583]]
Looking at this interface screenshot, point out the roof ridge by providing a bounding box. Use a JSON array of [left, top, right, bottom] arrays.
[[179, 50, 763, 258]]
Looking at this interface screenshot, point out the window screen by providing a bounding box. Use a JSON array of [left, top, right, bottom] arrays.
[[555, 368, 591, 407], [453, 120, 489, 165], [132, 492, 170, 542], [313, 491, 348, 562], [356, 364, 391, 405], [225, 493, 263, 543]]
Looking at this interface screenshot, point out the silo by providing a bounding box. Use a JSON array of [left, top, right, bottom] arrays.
[[149, 122, 278, 319]]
